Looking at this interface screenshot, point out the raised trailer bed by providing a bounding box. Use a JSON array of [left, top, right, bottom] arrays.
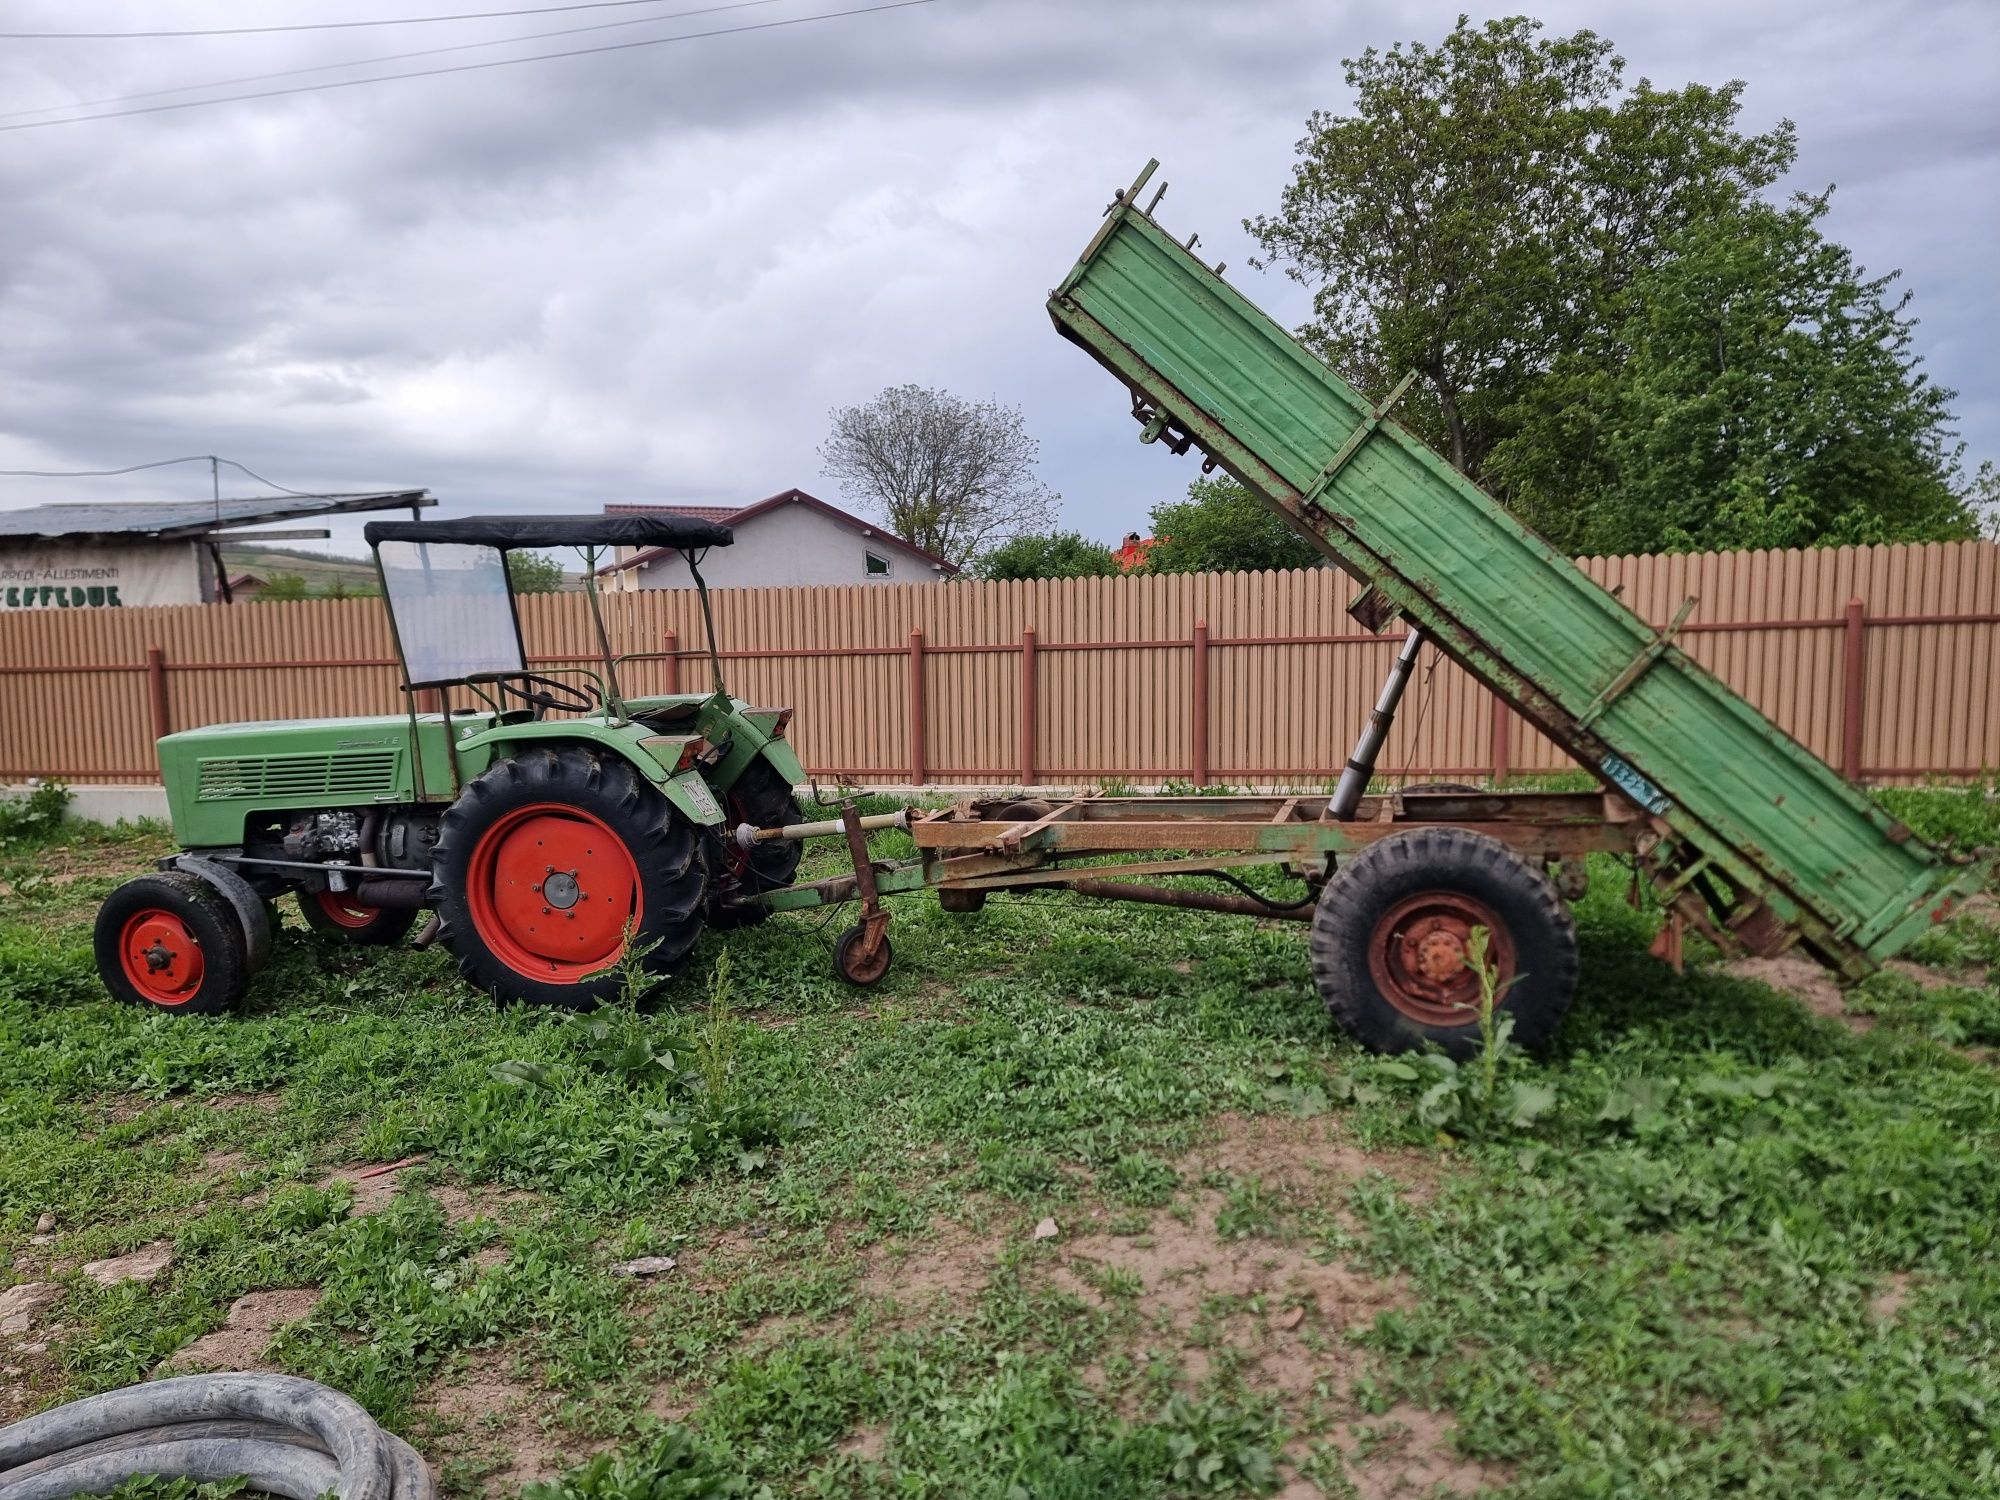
[[1039, 159, 1990, 982]]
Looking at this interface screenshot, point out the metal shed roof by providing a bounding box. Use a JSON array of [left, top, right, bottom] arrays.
[[0, 490, 433, 543]]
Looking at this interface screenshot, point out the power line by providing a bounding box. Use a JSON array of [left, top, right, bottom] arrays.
[[0, 0, 785, 121], [0, 456, 220, 478], [0, 455, 341, 498], [2, 0, 725, 41], [0, 0, 940, 132]]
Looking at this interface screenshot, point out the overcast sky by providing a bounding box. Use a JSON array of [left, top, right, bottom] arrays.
[[2, 0, 1994, 557]]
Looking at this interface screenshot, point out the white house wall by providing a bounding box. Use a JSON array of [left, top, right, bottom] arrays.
[[621, 503, 943, 589]]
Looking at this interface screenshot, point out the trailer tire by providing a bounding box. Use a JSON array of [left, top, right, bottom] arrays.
[[94, 873, 250, 1015], [706, 760, 803, 929], [298, 889, 419, 946], [1310, 827, 1576, 1060], [432, 746, 707, 1010]]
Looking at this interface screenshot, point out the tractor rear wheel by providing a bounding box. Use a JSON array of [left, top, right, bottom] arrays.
[[1310, 826, 1577, 1060], [298, 888, 417, 945], [94, 873, 250, 1015], [706, 760, 803, 928], [432, 746, 707, 1009]]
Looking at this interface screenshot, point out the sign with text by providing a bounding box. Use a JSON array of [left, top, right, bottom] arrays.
[[0, 542, 204, 609]]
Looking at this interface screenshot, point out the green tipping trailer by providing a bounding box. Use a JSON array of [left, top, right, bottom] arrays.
[[1046, 160, 1990, 981]]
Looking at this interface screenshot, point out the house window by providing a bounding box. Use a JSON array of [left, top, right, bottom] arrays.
[[864, 550, 891, 577]]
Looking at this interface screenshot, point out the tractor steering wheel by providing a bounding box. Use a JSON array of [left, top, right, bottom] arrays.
[[498, 672, 600, 718]]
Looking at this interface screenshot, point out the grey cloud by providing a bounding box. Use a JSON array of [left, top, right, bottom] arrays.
[[1, 0, 1993, 558]]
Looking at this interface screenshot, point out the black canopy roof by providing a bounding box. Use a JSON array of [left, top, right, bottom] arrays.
[[363, 514, 732, 550]]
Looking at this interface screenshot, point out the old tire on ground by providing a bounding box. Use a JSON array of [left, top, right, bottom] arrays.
[[431, 746, 707, 1010], [833, 925, 892, 987], [1399, 782, 1483, 796], [1310, 826, 1576, 1060], [297, 888, 418, 945], [706, 760, 803, 929], [93, 873, 250, 1015]]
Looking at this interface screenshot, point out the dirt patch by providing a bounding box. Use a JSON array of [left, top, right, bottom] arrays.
[[1051, 1190, 1411, 1402], [837, 1425, 888, 1461], [316, 1168, 531, 1224], [421, 1347, 594, 1496], [1727, 955, 1873, 1033], [855, 1217, 1006, 1309], [1870, 1271, 1916, 1321], [1184, 1112, 1439, 1202], [1338, 1402, 1507, 1498], [1885, 959, 1987, 992], [162, 1288, 321, 1372]]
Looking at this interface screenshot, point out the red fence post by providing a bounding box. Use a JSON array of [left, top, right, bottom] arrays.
[[1842, 596, 1866, 781], [1490, 697, 1511, 785], [663, 628, 680, 696], [1019, 626, 1037, 787], [145, 644, 170, 742], [908, 628, 926, 786], [1191, 619, 1210, 787]]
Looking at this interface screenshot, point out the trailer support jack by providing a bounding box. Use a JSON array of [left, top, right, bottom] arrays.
[[1329, 626, 1425, 821]]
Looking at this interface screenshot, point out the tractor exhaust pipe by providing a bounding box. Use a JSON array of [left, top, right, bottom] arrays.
[[1329, 626, 1425, 821]]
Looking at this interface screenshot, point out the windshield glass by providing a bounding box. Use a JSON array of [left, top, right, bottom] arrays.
[[377, 540, 524, 685]]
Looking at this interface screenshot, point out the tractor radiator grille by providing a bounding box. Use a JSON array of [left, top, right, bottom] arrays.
[[195, 749, 401, 803]]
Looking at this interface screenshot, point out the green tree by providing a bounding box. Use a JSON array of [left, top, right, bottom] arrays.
[[973, 530, 1118, 581], [506, 550, 566, 593], [255, 572, 310, 602], [1247, 15, 1793, 479], [1145, 478, 1321, 575], [1492, 195, 1977, 553]]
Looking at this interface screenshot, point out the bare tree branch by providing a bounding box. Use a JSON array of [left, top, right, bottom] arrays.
[[818, 384, 1057, 568]]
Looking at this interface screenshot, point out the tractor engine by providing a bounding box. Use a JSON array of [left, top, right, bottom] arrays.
[[266, 804, 442, 912]]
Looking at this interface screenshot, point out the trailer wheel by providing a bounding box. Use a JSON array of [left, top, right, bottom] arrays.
[[833, 925, 892, 986], [1310, 827, 1576, 1059], [298, 888, 418, 945], [432, 746, 707, 1009], [94, 873, 250, 1015], [706, 760, 803, 929]]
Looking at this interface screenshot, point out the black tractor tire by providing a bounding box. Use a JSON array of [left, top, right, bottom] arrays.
[[1310, 826, 1577, 1060], [94, 873, 251, 1015], [706, 760, 804, 929], [431, 746, 708, 1010], [297, 888, 419, 946]]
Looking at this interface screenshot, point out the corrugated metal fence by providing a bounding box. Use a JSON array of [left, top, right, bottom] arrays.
[[2, 540, 1994, 787]]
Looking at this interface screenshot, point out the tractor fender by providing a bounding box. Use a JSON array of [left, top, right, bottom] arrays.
[[752, 737, 807, 795], [167, 855, 273, 971], [457, 725, 728, 829]]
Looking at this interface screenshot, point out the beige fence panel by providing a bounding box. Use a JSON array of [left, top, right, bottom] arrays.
[[2, 539, 1995, 788]]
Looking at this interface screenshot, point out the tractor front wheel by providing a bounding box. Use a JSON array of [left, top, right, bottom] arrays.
[[94, 873, 250, 1015], [298, 888, 418, 945], [431, 747, 707, 1009]]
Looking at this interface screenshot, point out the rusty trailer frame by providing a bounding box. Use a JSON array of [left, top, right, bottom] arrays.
[[740, 789, 1654, 984]]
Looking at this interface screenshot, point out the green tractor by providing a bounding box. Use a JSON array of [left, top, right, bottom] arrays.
[[94, 514, 808, 1013]]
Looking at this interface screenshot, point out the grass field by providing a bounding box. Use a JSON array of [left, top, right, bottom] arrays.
[[2, 787, 1997, 1499]]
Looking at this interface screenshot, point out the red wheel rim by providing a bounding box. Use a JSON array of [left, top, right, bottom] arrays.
[[1366, 891, 1516, 1027], [464, 803, 642, 981], [118, 908, 206, 1006], [314, 889, 384, 929]]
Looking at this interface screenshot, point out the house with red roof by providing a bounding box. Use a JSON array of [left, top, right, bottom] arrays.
[[595, 489, 957, 590]]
